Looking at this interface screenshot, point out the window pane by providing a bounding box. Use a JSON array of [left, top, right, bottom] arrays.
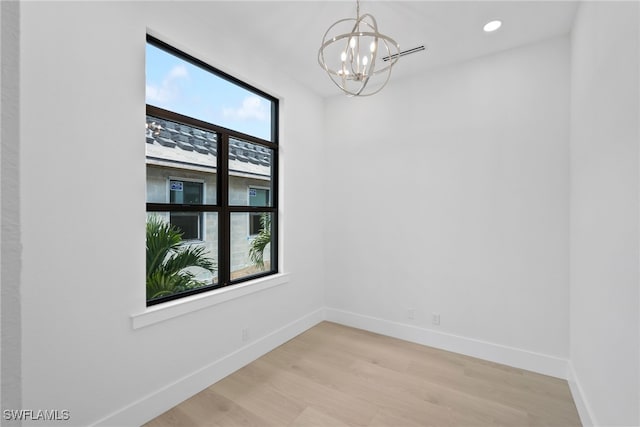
[[146, 116, 217, 205], [249, 188, 270, 207], [146, 212, 218, 303], [170, 212, 201, 240], [229, 138, 273, 207], [230, 212, 273, 280], [249, 212, 262, 235], [170, 180, 203, 204], [146, 43, 274, 142]]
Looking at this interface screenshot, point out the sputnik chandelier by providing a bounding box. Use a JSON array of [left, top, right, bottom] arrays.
[[318, 0, 400, 97]]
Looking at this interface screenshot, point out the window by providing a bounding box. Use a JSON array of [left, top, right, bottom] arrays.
[[170, 180, 203, 205], [170, 180, 204, 240], [145, 35, 278, 306], [249, 187, 270, 235]]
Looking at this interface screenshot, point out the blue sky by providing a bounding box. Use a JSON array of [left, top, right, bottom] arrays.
[[146, 43, 272, 141]]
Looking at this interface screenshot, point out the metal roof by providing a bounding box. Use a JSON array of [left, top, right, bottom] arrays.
[[145, 115, 271, 179]]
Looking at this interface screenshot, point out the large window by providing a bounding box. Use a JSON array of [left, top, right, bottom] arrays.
[[145, 35, 278, 306]]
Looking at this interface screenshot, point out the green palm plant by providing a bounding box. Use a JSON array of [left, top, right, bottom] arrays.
[[146, 215, 216, 301], [249, 213, 271, 269]]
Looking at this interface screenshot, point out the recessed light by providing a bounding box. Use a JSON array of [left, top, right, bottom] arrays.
[[483, 20, 502, 32]]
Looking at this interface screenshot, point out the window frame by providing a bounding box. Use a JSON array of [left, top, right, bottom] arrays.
[[146, 35, 279, 307]]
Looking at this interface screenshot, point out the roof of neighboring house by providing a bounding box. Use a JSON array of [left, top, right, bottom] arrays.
[[145, 115, 272, 179]]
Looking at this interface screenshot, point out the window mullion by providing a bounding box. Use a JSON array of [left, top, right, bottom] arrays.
[[146, 203, 219, 212], [219, 133, 230, 287]]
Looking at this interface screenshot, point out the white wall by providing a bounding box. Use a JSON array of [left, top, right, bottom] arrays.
[[13, 2, 640, 426], [1, 0, 22, 416], [324, 36, 570, 368], [19, 2, 325, 425], [569, 2, 640, 426]]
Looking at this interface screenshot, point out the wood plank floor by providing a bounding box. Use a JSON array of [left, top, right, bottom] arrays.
[[144, 322, 581, 426]]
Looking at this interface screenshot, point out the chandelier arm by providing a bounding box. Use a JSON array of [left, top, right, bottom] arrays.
[[358, 13, 378, 31], [371, 37, 399, 75], [318, 17, 355, 72], [354, 74, 371, 96], [363, 37, 397, 96]]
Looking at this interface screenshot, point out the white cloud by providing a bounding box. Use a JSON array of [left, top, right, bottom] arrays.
[[222, 96, 268, 122], [168, 65, 188, 80], [146, 65, 188, 104]]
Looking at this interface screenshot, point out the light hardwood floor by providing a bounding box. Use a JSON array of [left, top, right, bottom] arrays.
[[144, 321, 581, 426]]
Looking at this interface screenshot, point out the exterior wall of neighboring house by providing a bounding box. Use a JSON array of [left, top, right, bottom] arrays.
[[146, 160, 272, 280], [146, 118, 271, 280], [228, 174, 273, 273]]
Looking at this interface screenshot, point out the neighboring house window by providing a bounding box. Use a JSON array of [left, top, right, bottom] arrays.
[[249, 187, 270, 235], [170, 180, 204, 240], [145, 35, 278, 306]]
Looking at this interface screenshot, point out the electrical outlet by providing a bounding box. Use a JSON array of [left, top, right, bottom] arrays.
[[432, 313, 440, 326], [242, 328, 249, 342], [407, 308, 416, 320]]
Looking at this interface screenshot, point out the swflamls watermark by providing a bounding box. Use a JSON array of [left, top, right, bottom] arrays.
[[3, 409, 71, 422]]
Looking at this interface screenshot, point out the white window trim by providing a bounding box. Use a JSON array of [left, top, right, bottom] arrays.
[[132, 272, 290, 329]]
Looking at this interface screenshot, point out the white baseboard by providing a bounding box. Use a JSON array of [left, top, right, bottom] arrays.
[[93, 306, 574, 426], [325, 308, 569, 379], [567, 362, 596, 426], [91, 308, 325, 427]]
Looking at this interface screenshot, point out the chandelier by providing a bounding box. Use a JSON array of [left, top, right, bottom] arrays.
[[318, 0, 400, 97]]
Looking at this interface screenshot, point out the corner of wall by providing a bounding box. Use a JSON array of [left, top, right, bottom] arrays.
[[567, 362, 597, 427]]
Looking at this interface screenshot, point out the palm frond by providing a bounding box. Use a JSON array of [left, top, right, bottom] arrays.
[[163, 245, 216, 275], [146, 270, 194, 300], [249, 213, 271, 269], [146, 216, 182, 277], [146, 215, 217, 302]]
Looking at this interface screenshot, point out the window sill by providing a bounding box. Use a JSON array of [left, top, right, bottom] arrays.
[[131, 272, 290, 329]]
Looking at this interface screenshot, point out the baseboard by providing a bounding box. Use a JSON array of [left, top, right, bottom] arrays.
[[91, 307, 325, 427], [92, 306, 572, 426], [325, 308, 569, 379], [567, 362, 597, 426]]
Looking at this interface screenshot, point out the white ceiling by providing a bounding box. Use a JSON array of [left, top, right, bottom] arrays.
[[206, 1, 579, 97]]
